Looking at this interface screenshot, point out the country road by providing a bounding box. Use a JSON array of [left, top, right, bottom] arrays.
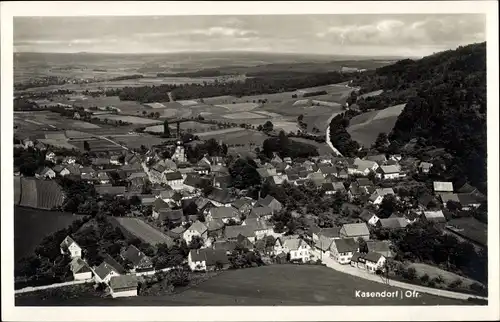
[[15, 279, 93, 294], [98, 135, 129, 151], [310, 250, 487, 301]]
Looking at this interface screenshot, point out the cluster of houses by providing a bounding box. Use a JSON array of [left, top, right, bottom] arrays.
[[59, 236, 154, 298], [19, 135, 487, 296]]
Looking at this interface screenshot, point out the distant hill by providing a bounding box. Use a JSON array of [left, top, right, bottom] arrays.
[[334, 42, 487, 188]]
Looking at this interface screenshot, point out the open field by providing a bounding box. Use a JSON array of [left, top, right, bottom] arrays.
[[273, 121, 301, 133], [145, 121, 216, 134], [15, 265, 472, 306], [408, 263, 485, 288], [14, 206, 84, 262], [15, 177, 65, 210], [196, 128, 268, 148], [215, 102, 260, 112], [347, 104, 406, 147], [14, 111, 100, 130], [111, 217, 172, 245], [95, 114, 161, 125], [108, 134, 168, 149], [195, 127, 244, 137], [222, 112, 267, 120], [290, 137, 331, 155]]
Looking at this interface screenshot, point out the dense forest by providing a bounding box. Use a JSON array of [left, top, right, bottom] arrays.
[[331, 42, 487, 188], [105, 71, 350, 103]]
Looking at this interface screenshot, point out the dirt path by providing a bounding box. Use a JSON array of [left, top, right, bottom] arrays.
[[15, 279, 93, 294], [98, 135, 129, 151], [310, 250, 487, 301]]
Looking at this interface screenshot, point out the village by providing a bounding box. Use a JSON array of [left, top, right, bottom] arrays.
[[13, 129, 487, 299]]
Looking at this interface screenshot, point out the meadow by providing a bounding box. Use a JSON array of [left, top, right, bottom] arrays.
[[15, 265, 472, 306], [110, 217, 172, 246], [14, 206, 84, 262]]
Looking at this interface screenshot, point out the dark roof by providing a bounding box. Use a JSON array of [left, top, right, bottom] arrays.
[[157, 208, 184, 222], [212, 240, 238, 253], [208, 188, 233, 204], [109, 275, 138, 290], [256, 195, 281, 208], [418, 193, 436, 206], [122, 245, 152, 267], [356, 178, 372, 187], [102, 254, 127, 274], [92, 158, 110, 166], [232, 198, 253, 210], [379, 218, 408, 229], [153, 198, 170, 211], [333, 238, 358, 253], [189, 248, 229, 266], [319, 227, 341, 238], [250, 206, 273, 217], [363, 251, 383, 263], [366, 240, 393, 257], [165, 171, 183, 181], [95, 185, 126, 196], [236, 234, 255, 249], [210, 206, 238, 219], [359, 209, 377, 222], [184, 173, 202, 187], [207, 219, 225, 231], [225, 225, 256, 239], [457, 193, 483, 206], [94, 262, 118, 280]]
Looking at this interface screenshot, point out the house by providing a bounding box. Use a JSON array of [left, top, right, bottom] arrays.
[[242, 217, 273, 240], [376, 165, 402, 180], [164, 171, 184, 190], [322, 182, 346, 195], [248, 206, 273, 220], [359, 209, 380, 226], [433, 181, 454, 193], [457, 193, 483, 210], [207, 188, 234, 207], [188, 248, 230, 271], [156, 208, 184, 226], [60, 236, 82, 259], [183, 173, 202, 191], [350, 252, 386, 273], [109, 275, 138, 298], [418, 161, 433, 173], [232, 198, 254, 215], [225, 225, 256, 243], [92, 157, 110, 168], [366, 240, 394, 258], [236, 234, 255, 250], [418, 193, 438, 209], [95, 185, 126, 197], [69, 257, 92, 280], [183, 220, 208, 244], [166, 225, 187, 240], [348, 158, 379, 176], [422, 210, 447, 224], [211, 164, 230, 176], [369, 188, 395, 205], [256, 195, 283, 213], [340, 223, 370, 240], [212, 240, 238, 254], [281, 238, 311, 263], [439, 192, 460, 207], [316, 227, 342, 240], [61, 164, 81, 177], [152, 198, 170, 219], [317, 165, 337, 177], [94, 261, 121, 284], [121, 245, 153, 272], [45, 151, 57, 162], [268, 174, 288, 185], [213, 174, 232, 189], [207, 206, 240, 223], [378, 218, 408, 230], [256, 167, 275, 180], [315, 235, 333, 257], [206, 219, 225, 238], [365, 154, 387, 165], [283, 157, 292, 164], [330, 238, 358, 264], [97, 171, 111, 184], [35, 167, 56, 179]]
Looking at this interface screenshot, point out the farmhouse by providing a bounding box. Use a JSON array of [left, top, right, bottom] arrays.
[[188, 248, 230, 271], [340, 223, 370, 240], [121, 245, 153, 272], [242, 217, 273, 240], [255, 195, 283, 213], [207, 188, 234, 207], [152, 198, 170, 219], [166, 225, 187, 240], [183, 220, 208, 244], [316, 227, 341, 240], [109, 275, 139, 298], [418, 161, 433, 173], [60, 236, 82, 259], [281, 238, 311, 263], [94, 261, 122, 284], [156, 208, 184, 226], [422, 210, 447, 224], [457, 193, 483, 210], [377, 218, 408, 230], [35, 167, 56, 179], [95, 185, 126, 197], [433, 181, 454, 193], [164, 171, 184, 190], [248, 206, 273, 220], [369, 188, 395, 205], [330, 238, 359, 264], [315, 235, 333, 257], [69, 257, 92, 280], [322, 182, 346, 195], [350, 252, 386, 273], [376, 165, 401, 180], [225, 225, 256, 243], [365, 154, 387, 165], [232, 197, 254, 215], [348, 158, 379, 176], [207, 206, 240, 223], [359, 209, 380, 226], [366, 240, 394, 258]]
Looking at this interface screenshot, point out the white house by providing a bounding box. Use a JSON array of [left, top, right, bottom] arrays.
[[188, 248, 229, 271], [315, 235, 333, 258], [60, 236, 82, 259], [359, 209, 380, 226], [164, 171, 184, 190], [350, 252, 386, 274], [330, 238, 359, 264], [376, 165, 401, 180], [348, 158, 379, 176], [242, 218, 273, 240], [369, 188, 396, 205], [93, 262, 121, 284], [45, 151, 57, 162], [70, 257, 92, 280], [109, 275, 138, 298], [418, 162, 433, 174], [282, 238, 311, 262], [35, 167, 56, 179], [183, 220, 208, 244]]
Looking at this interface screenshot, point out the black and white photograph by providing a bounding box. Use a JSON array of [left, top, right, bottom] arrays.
[[1, 1, 499, 321]]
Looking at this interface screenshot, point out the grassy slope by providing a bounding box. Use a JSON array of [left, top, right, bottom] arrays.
[[14, 206, 84, 261], [16, 265, 472, 306]]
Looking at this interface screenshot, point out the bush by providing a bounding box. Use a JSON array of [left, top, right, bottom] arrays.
[[420, 273, 430, 283], [448, 278, 463, 289], [433, 275, 444, 284], [469, 282, 486, 294], [404, 267, 417, 280], [427, 280, 436, 287]]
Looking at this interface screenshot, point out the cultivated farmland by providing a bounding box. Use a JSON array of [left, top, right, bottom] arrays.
[[95, 115, 161, 125], [15, 177, 65, 210], [222, 112, 267, 119], [111, 217, 173, 245]]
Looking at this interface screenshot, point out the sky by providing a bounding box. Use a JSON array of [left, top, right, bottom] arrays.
[[14, 14, 486, 57]]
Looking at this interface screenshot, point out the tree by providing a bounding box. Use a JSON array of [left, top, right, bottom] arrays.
[[262, 121, 274, 133], [83, 140, 90, 151], [229, 158, 261, 190], [163, 120, 170, 137], [378, 194, 397, 218], [357, 237, 368, 253], [373, 132, 388, 151], [297, 114, 304, 122], [188, 236, 204, 249]]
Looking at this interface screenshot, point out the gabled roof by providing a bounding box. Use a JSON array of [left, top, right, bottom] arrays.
[[256, 195, 281, 208], [164, 171, 183, 181], [184, 173, 202, 187], [109, 275, 138, 290], [60, 235, 78, 250], [318, 227, 341, 238], [315, 235, 333, 251], [102, 254, 127, 274], [283, 238, 307, 250], [365, 154, 387, 164], [341, 223, 370, 237], [70, 257, 91, 274], [157, 208, 184, 222], [122, 245, 151, 267], [225, 225, 255, 239], [366, 240, 393, 257], [433, 181, 454, 192], [359, 209, 378, 222], [95, 185, 126, 196], [423, 210, 446, 222], [232, 198, 254, 210], [189, 248, 229, 266], [379, 165, 400, 174], [212, 240, 237, 253], [332, 238, 358, 253], [439, 192, 460, 204], [379, 218, 408, 229], [457, 193, 483, 206], [94, 262, 119, 280], [369, 188, 395, 202], [92, 158, 110, 166], [249, 206, 273, 217], [207, 188, 233, 204], [207, 219, 225, 231], [210, 206, 238, 219], [187, 220, 207, 234]]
